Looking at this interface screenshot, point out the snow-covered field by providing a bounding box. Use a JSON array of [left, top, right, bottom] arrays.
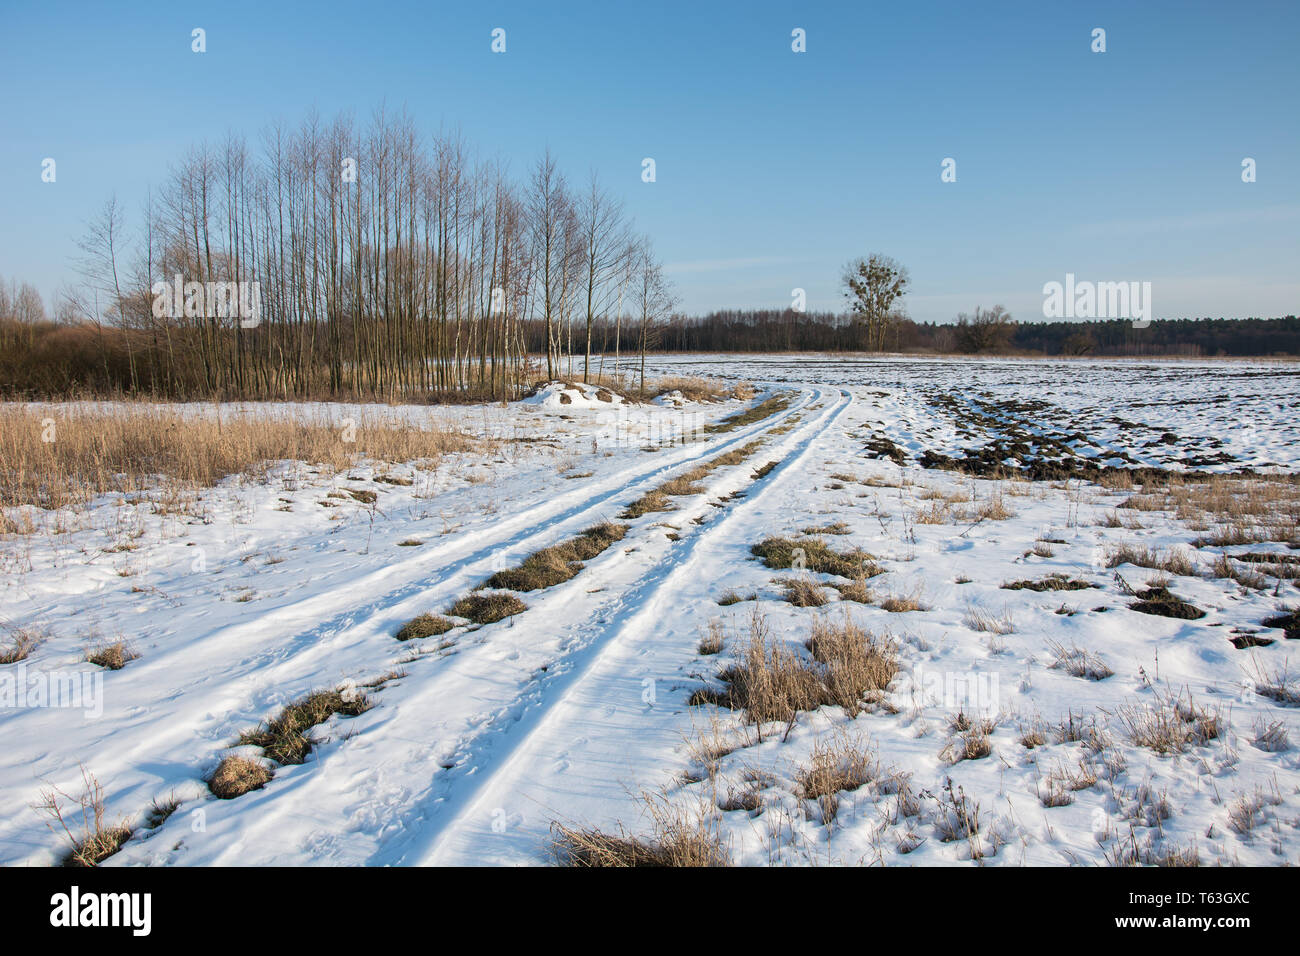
[[3, 355, 1299, 866]]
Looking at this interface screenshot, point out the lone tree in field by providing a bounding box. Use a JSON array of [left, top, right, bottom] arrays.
[[954, 305, 1015, 353], [842, 254, 909, 351]]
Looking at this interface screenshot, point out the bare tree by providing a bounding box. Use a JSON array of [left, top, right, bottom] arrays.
[[578, 173, 630, 382], [842, 253, 910, 351], [632, 236, 675, 395], [954, 304, 1014, 353]]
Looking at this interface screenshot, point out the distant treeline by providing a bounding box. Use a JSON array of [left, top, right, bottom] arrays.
[[625, 310, 1300, 358]]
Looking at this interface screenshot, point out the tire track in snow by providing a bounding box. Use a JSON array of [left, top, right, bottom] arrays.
[[403, 387, 854, 865]]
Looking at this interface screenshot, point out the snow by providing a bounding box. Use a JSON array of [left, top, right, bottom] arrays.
[[3, 355, 1299, 867], [520, 380, 628, 409]]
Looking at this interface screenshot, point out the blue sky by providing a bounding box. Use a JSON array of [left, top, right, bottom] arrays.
[[1, 0, 1296, 322]]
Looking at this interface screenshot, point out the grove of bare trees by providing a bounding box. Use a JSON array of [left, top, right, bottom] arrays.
[[4, 109, 669, 401]]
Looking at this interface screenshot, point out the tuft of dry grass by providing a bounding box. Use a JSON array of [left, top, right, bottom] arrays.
[[879, 587, 926, 613], [832, 577, 874, 603], [238, 688, 372, 765], [0, 623, 46, 663], [85, 640, 138, 670], [649, 375, 732, 403], [620, 489, 673, 519], [1245, 659, 1300, 705], [752, 535, 881, 579], [1252, 717, 1290, 752], [972, 493, 1014, 521], [1106, 543, 1197, 576], [447, 592, 528, 624], [692, 622, 827, 723], [32, 765, 133, 866], [963, 605, 1014, 635], [698, 620, 725, 656], [941, 714, 996, 764], [550, 794, 729, 867], [1001, 573, 1095, 592], [1117, 691, 1224, 754], [795, 732, 881, 824], [483, 522, 627, 591], [395, 613, 456, 641], [716, 589, 756, 606], [1046, 640, 1114, 680], [781, 576, 828, 607], [691, 608, 895, 722], [208, 756, 273, 799], [802, 520, 851, 536], [913, 500, 952, 525], [1210, 553, 1271, 589], [806, 614, 898, 714]]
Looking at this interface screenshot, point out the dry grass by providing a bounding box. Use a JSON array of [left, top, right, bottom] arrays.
[[32, 765, 133, 866], [805, 614, 898, 714], [1171, 476, 1300, 547], [0, 404, 476, 514], [802, 520, 851, 535], [781, 576, 828, 607], [447, 592, 528, 624], [1227, 786, 1282, 836], [143, 793, 179, 830], [1018, 720, 1049, 749], [971, 493, 1014, 521], [693, 620, 827, 723], [621, 443, 766, 519], [649, 375, 733, 403], [551, 794, 729, 867], [238, 688, 372, 765], [208, 755, 273, 799], [483, 522, 627, 591], [1118, 494, 1168, 512], [0, 623, 45, 663], [716, 589, 756, 606], [879, 587, 926, 613], [913, 500, 953, 525], [394, 613, 456, 641], [795, 732, 881, 824], [698, 620, 725, 656], [752, 535, 881, 579], [705, 393, 791, 434], [1046, 640, 1114, 680], [1001, 573, 1095, 592], [85, 640, 138, 670], [1246, 659, 1300, 706], [1210, 553, 1271, 589], [832, 577, 874, 604], [620, 488, 673, 519], [1252, 716, 1291, 752], [1105, 543, 1197, 576], [933, 778, 982, 846], [963, 605, 1014, 635], [941, 715, 996, 764], [1117, 691, 1224, 754], [691, 608, 895, 722]]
